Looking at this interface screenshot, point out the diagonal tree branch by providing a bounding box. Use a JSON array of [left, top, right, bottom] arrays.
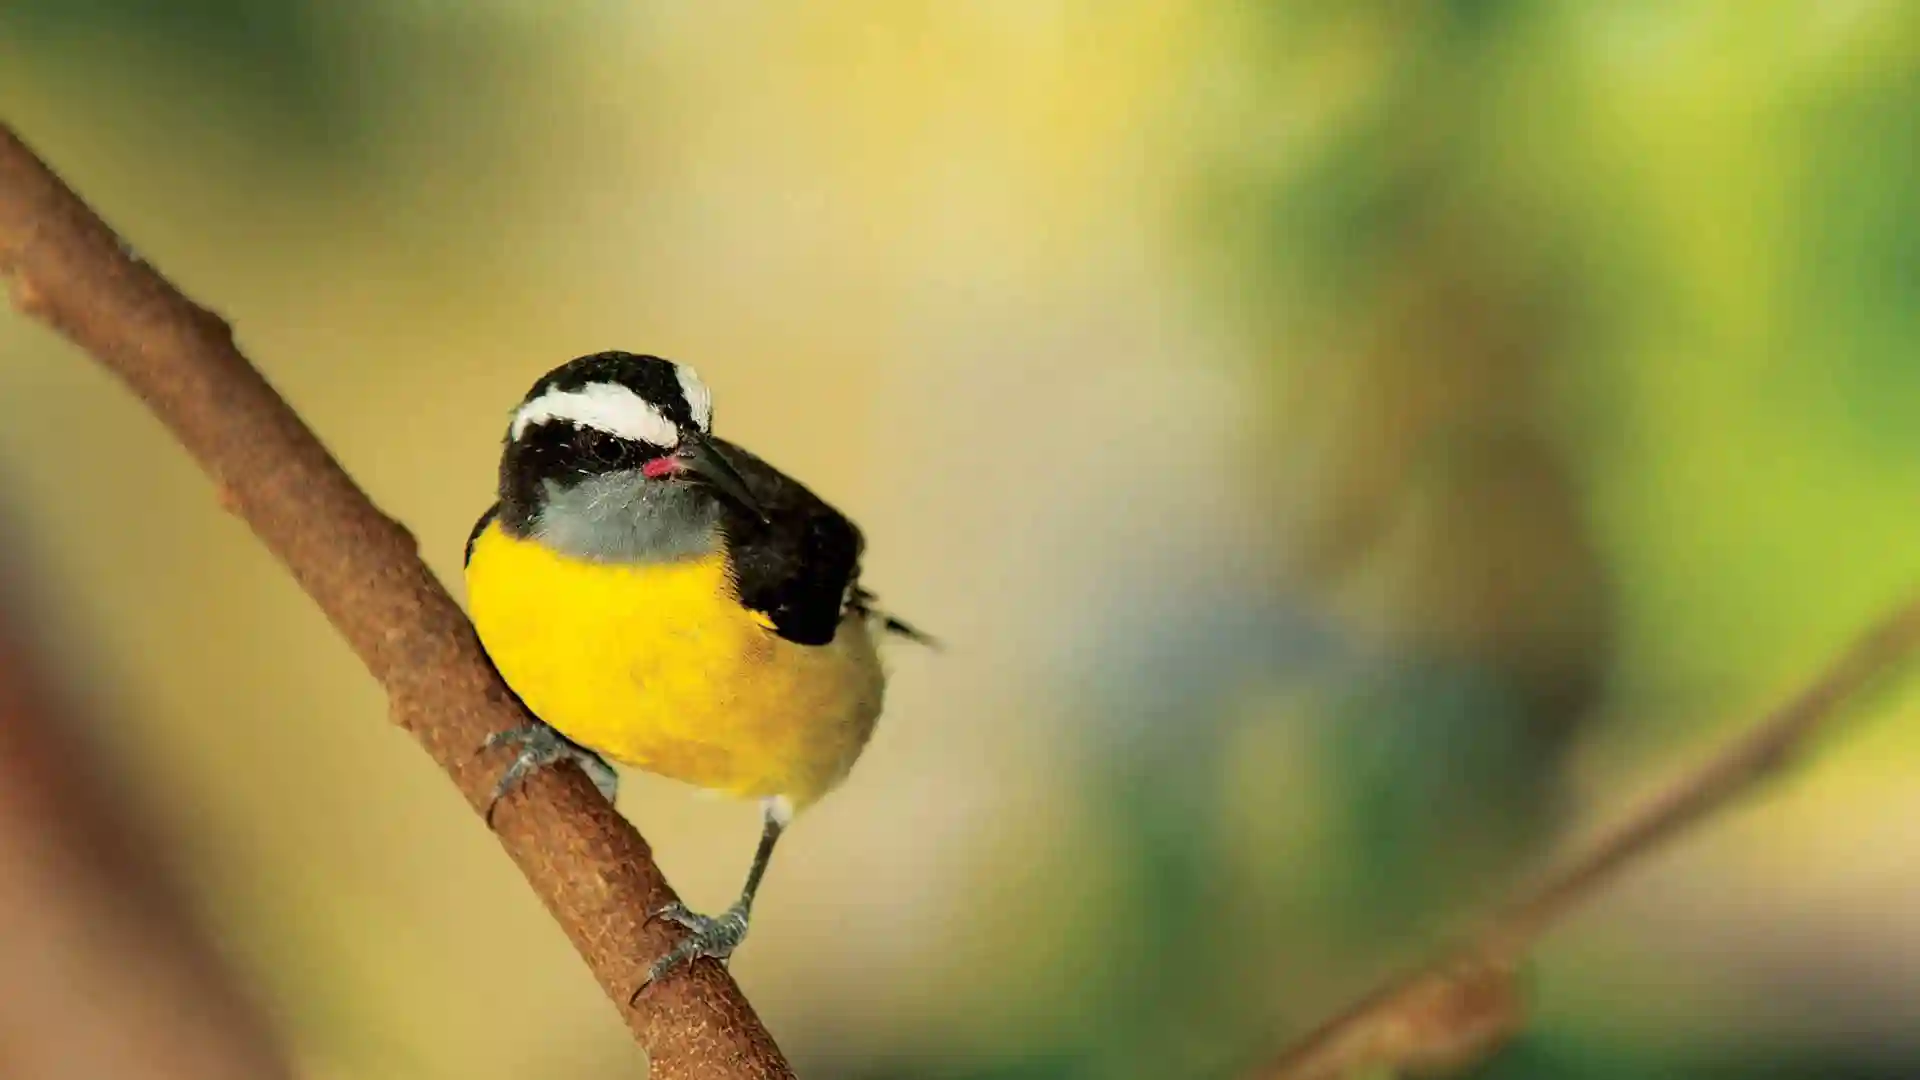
[[1250, 594, 1920, 1080], [0, 122, 793, 1080]]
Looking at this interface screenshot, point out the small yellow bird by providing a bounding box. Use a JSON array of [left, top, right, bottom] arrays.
[[464, 351, 930, 987]]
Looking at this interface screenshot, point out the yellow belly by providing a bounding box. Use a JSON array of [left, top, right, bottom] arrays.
[[464, 520, 884, 809]]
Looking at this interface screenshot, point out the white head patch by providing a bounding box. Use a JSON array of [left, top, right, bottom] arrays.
[[509, 382, 680, 446], [676, 365, 713, 432]]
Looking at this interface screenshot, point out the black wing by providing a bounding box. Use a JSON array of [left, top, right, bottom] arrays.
[[709, 437, 865, 647], [465, 502, 500, 567]]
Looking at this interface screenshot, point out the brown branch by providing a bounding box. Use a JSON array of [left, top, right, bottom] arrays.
[[0, 552, 293, 1079], [0, 123, 793, 1079], [1252, 594, 1920, 1080]]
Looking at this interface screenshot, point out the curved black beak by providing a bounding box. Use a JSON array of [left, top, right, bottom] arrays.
[[675, 432, 769, 525]]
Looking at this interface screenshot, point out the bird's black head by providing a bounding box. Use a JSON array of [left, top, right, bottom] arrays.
[[495, 351, 764, 561]]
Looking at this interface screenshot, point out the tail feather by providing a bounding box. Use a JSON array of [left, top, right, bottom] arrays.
[[849, 587, 940, 650]]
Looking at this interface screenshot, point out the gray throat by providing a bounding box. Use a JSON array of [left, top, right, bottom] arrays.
[[530, 471, 723, 562]]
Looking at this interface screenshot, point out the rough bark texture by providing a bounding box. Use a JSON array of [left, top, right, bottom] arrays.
[[0, 122, 793, 1080]]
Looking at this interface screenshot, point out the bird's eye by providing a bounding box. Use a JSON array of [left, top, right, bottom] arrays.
[[580, 430, 631, 467]]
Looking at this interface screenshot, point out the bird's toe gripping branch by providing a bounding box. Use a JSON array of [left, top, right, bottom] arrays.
[[633, 901, 753, 999], [482, 722, 620, 823]]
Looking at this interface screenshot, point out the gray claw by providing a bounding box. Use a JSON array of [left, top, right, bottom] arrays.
[[481, 723, 619, 824], [647, 901, 706, 932], [631, 902, 752, 998]]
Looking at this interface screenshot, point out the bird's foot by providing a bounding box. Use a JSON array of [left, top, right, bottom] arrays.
[[632, 901, 752, 997], [481, 722, 619, 824]]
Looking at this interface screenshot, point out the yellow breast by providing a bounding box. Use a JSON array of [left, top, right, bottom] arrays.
[[464, 520, 884, 808]]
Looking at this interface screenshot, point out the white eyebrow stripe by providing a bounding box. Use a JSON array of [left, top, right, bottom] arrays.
[[676, 365, 713, 432], [510, 383, 679, 445]]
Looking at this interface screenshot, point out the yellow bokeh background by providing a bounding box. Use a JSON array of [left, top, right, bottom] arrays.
[[3, 3, 1919, 1078]]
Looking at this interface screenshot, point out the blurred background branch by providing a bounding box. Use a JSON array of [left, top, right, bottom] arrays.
[[1256, 593, 1920, 1080], [0, 519, 291, 1079], [0, 122, 791, 1080]]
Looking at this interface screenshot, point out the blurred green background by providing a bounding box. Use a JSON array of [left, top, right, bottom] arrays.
[[3, 2, 1919, 1078]]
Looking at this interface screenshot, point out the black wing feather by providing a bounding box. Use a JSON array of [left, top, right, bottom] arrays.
[[465, 502, 500, 567], [708, 437, 864, 647]]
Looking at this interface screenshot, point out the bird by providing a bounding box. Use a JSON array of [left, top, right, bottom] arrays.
[[462, 351, 932, 989]]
